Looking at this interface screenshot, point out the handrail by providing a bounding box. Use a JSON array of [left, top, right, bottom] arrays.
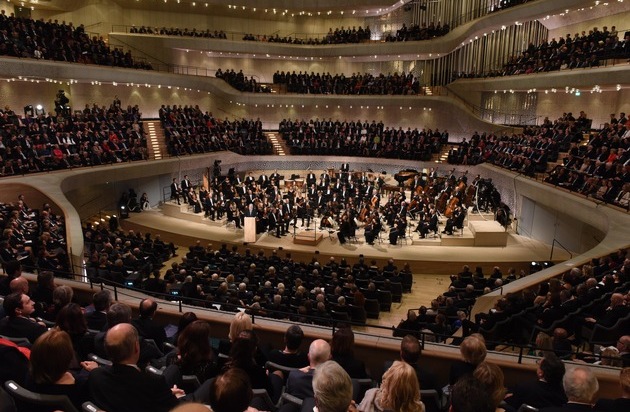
[[550, 238, 573, 261], [12, 264, 623, 366]]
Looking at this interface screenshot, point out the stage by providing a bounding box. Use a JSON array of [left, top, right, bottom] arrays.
[[121, 201, 569, 277]]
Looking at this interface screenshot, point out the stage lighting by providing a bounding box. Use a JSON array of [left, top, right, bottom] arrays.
[[35, 104, 45, 115]]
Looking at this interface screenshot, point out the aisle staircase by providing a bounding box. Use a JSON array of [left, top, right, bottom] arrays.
[[144, 120, 167, 160], [265, 131, 288, 156]]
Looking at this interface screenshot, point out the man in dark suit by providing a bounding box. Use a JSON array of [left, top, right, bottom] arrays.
[[507, 353, 567, 410], [132, 298, 167, 349], [88, 323, 181, 412], [180, 175, 191, 203], [283, 339, 331, 409], [170, 178, 181, 205], [0, 292, 46, 344], [86, 290, 111, 331], [539, 366, 600, 412]]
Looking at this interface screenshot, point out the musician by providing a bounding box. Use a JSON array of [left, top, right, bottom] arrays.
[[190, 191, 203, 214], [307, 184, 317, 201], [337, 214, 351, 244], [340, 163, 350, 172], [170, 178, 181, 205], [389, 217, 407, 245], [306, 169, 317, 187], [364, 216, 381, 245], [258, 173, 269, 188], [244, 172, 256, 186], [417, 209, 438, 239], [443, 205, 462, 235], [181, 175, 192, 202], [226, 201, 242, 228], [270, 170, 281, 182], [280, 198, 292, 233], [203, 191, 216, 220]]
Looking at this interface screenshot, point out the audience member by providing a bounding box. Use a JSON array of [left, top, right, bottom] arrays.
[[358, 360, 425, 412], [539, 366, 599, 412], [0, 292, 46, 344], [595, 367, 630, 411], [312, 360, 355, 412], [506, 353, 567, 409], [450, 375, 495, 412]]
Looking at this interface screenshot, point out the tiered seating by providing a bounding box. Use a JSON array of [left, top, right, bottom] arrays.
[[129, 25, 227, 39], [279, 118, 444, 160], [244, 25, 371, 44], [272, 71, 421, 95], [215, 69, 271, 93], [0, 15, 151, 69], [0, 100, 148, 177], [158, 105, 272, 156], [456, 24, 629, 79], [0, 198, 68, 277], [384, 22, 450, 42]]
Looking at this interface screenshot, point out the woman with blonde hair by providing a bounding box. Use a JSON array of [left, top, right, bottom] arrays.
[[358, 360, 425, 412], [473, 362, 507, 412], [218, 311, 253, 355]]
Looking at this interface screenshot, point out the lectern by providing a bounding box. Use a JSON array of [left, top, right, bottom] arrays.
[[244, 217, 257, 243]]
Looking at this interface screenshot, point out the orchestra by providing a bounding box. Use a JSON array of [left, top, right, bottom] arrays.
[[168, 165, 501, 246]]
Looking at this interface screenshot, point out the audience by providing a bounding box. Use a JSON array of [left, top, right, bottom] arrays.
[[283, 339, 332, 412], [384, 22, 449, 42], [272, 71, 420, 95], [215, 69, 271, 93], [506, 353, 567, 409], [595, 367, 630, 411], [129, 25, 226, 40], [456, 24, 629, 79], [0, 100, 147, 178], [0, 14, 151, 69], [450, 375, 495, 412], [159, 105, 271, 156], [0, 292, 47, 344]]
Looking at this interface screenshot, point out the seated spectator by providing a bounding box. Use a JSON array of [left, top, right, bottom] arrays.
[[0, 292, 47, 344], [27, 329, 96, 411], [311, 360, 354, 412], [358, 360, 425, 412], [88, 323, 182, 412], [86, 290, 111, 331], [218, 311, 252, 356], [385, 335, 439, 396], [55, 302, 93, 362], [0, 335, 30, 386], [473, 362, 511, 412], [539, 366, 599, 412], [331, 326, 369, 379], [449, 334, 487, 386], [132, 298, 167, 349], [506, 353, 567, 409], [282, 339, 331, 410], [164, 320, 219, 390], [208, 368, 255, 412], [450, 375, 495, 412], [266, 324, 308, 368]]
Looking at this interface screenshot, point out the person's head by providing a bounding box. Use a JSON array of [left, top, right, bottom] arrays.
[[177, 320, 212, 366], [105, 323, 140, 364], [228, 334, 257, 369], [538, 353, 566, 387], [208, 368, 253, 412], [106, 302, 132, 327], [473, 362, 506, 408], [138, 298, 158, 319], [37, 271, 55, 290], [380, 361, 424, 412], [228, 312, 252, 342], [449, 375, 494, 412], [52, 285, 73, 308], [459, 335, 487, 366], [177, 311, 198, 334], [9, 276, 28, 294], [563, 366, 599, 404], [308, 339, 331, 367], [30, 330, 74, 385], [3, 292, 35, 318], [285, 324, 304, 351], [313, 361, 353, 412], [93, 290, 112, 312], [331, 326, 355, 357], [56, 302, 87, 336], [400, 335, 421, 364]]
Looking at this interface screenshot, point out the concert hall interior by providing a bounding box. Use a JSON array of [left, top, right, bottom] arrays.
[[0, 0, 630, 410]]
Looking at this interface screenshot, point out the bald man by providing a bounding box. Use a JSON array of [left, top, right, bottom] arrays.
[[9, 276, 29, 295], [132, 298, 167, 348], [88, 323, 181, 412], [281, 339, 332, 412]]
